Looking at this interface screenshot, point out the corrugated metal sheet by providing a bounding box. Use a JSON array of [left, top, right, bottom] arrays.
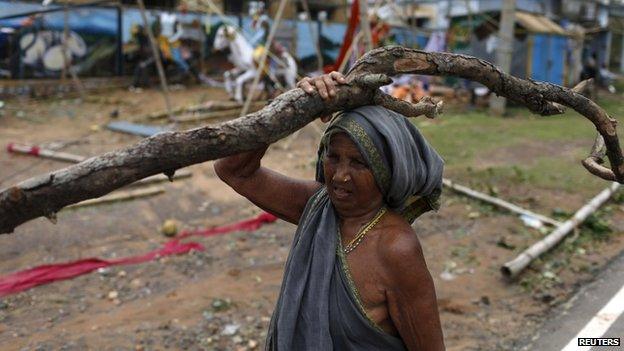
[[515, 11, 567, 35]]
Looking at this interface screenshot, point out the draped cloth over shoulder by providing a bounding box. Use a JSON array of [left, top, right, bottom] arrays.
[[265, 105, 444, 350]]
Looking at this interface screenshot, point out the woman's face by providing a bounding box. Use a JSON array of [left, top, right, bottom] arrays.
[[323, 133, 384, 215]]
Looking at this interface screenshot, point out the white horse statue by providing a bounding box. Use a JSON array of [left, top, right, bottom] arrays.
[[212, 24, 297, 103]]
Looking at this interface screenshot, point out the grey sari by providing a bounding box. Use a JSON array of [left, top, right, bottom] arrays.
[[266, 105, 444, 350]]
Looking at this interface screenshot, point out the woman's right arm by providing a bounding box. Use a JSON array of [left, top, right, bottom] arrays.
[[214, 146, 321, 225], [214, 71, 347, 224]]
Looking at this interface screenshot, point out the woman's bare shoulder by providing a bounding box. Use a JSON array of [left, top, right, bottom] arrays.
[[377, 213, 428, 282]]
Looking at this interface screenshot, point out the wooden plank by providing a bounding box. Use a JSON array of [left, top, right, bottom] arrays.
[[146, 101, 267, 120], [106, 121, 172, 137], [65, 186, 165, 209], [173, 105, 264, 123]]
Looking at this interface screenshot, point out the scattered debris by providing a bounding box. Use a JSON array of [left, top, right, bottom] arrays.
[[161, 219, 179, 237], [496, 236, 516, 250], [520, 214, 544, 229], [106, 121, 172, 137], [145, 100, 267, 121], [173, 109, 251, 123], [502, 182, 620, 278], [440, 261, 458, 281], [7, 142, 85, 163], [107, 291, 119, 300], [211, 298, 231, 312], [221, 323, 240, 336], [443, 178, 562, 227], [65, 186, 165, 209]]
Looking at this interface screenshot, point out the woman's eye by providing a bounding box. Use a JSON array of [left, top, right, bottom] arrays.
[[352, 159, 367, 168]]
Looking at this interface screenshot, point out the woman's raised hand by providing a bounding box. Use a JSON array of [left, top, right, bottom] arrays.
[[297, 71, 347, 122], [297, 71, 347, 100]]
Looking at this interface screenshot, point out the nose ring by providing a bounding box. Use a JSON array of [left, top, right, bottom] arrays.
[[343, 177, 348, 183]]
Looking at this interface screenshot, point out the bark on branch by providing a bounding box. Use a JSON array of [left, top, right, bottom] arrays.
[[347, 47, 622, 182], [0, 46, 621, 234]]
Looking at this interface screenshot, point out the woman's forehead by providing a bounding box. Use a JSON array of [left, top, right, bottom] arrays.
[[327, 133, 363, 156]]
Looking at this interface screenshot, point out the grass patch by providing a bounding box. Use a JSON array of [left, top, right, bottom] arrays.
[[411, 94, 624, 193]]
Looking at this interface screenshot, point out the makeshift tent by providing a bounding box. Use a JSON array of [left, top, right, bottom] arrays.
[[453, 11, 570, 85]]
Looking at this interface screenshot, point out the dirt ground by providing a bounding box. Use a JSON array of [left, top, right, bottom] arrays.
[[1, 86, 623, 351]]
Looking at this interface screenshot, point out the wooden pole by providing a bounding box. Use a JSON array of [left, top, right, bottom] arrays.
[[301, 0, 324, 72], [145, 100, 267, 120], [338, 31, 363, 73], [358, 0, 374, 52], [442, 179, 562, 227], [200, 0, 300, 82], [61, 2, 69, 82], [489, 0, 516, 115], [501, 182, 620, 278], [65, 186, 165, 209], [239, 0, 288, 118], [60, 1, 86, 100], [6, 142, 191, 185], [7, 143, 85, 163], [173, 107, 261, 123], [136, 0, 173, 121]]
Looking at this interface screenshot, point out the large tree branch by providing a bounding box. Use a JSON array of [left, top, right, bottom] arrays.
[[347, 47, 622, 181], [0, 46, 621, 234]]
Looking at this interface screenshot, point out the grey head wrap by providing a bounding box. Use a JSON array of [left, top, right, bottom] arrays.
[[266, 105, 444, 350], [317, 105, 444, 222]]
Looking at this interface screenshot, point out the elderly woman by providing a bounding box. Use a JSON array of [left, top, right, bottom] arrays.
[[214, 72, 446, 350]]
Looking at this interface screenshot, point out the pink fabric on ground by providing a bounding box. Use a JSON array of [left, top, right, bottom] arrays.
[[0, 212, 278, 296]]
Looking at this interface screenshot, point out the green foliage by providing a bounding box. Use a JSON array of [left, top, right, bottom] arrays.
[[581, 212, 612, 241]]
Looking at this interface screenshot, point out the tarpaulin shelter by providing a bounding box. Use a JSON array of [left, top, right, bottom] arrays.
[[452, 11, 571, 86]]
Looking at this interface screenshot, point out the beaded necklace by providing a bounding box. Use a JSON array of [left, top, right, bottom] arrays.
[[342, 207, 387, 254]]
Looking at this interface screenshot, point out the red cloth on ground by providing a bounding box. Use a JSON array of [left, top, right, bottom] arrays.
[[0, 212, 278, 297]]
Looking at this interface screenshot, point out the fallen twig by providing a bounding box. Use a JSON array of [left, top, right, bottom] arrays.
[[442, 179, 562, 227], [65, 186, 165, 209]]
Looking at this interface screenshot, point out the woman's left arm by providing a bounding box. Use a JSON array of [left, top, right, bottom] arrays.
[[381, 230, 446, 351]]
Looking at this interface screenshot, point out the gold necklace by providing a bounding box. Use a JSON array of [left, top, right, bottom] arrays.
[[342, 207, 387, 254]]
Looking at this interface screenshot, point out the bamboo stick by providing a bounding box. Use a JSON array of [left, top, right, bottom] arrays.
[[358, 0, 373, 52], [442, 178, 563, 227], [7, 142, 191, 185], [338, 31, 363, 73], [173, 105, 263, 123], [501, 182, 620, 278], [146, 101, 267, 120], [301, 0, 323, 72], [240, 0, 288, 118], [136, 0, 173, 120], [7, 143, 86, 163], [173, 110, 238, 123], [65, 186, 165, 209]]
